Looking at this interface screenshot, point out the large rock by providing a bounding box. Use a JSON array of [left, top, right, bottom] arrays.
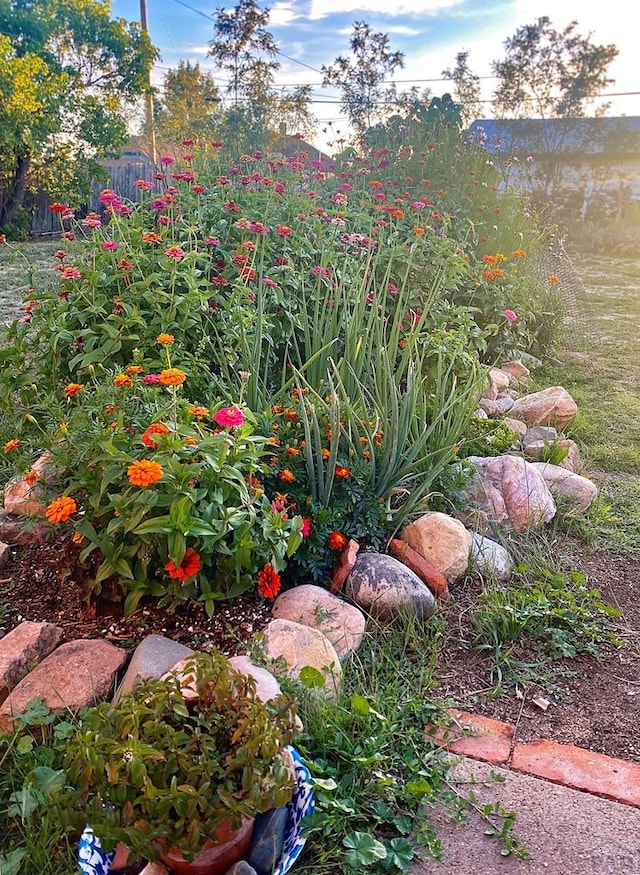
[[272, 585, 366, 659], [462, 455, 556, 532], [499, 360, 531, 386], [343, 553, 436, 622], [3, 452, 56, 518], [0, 638, 127, 730], [478, 396, 514, 418], [469, 533, 513, 582], [114, 634, 194, 702], [530, 463, 597, 515], [260, 619, 342, 701], [0, 621, 64, 704], [509, 386, 577, 431], [399, 512, 471, 582]]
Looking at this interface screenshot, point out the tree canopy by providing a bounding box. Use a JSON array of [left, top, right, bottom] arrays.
[[0, 0, 156, 231], [154, 61, 220, 145]]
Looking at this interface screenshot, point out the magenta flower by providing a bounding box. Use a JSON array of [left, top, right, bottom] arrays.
[[159, 156, 175, 166], [214, 406, 245, 428], [165, 245, 185, 260], [143, 374, 162, 386], [102, 241, 118, 251], [205, 236, 221, 246], [504, 309, 518, 322]]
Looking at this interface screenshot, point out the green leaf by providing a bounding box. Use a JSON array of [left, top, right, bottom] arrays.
[[0, 848, 27, 875], [31, 766, 66, 798], [299, 666, 326, 689], [350, 693, 371, 716], [343, 832, 387, 865]]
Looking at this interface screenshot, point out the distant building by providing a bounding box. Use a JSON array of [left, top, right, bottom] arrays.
[[468, 117, 640, 218]]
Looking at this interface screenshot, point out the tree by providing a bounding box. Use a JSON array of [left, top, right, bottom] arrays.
[[155, 61, 220, 145], [442, 51, 482, 127], [0, 0, 156, 231], [321, 22, 404, 135], [492, 17, 618, 120], [207, 0, 314, 152]]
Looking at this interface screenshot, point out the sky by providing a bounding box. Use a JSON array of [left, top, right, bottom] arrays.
[[111, 0, 635, 153]]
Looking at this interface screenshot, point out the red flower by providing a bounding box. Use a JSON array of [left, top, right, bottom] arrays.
[[214, 406, 244, 427], [49, 202, 68, 214], [328, 531, 348, 551], [301, 517, 312, 537], [257, 564, 281, 599], [334, 466, 351, 479], [164, 547, 201, 582]]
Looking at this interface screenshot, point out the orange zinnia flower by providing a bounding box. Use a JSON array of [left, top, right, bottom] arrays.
[[141, 422, 170, 447], [24, 469, 39, 486], [159, 368, 186, 386], [127, 459, 163, 486], [3, 439, 21, 453], [156, 333, 175, 344], [257, 564, 281, 599], [46, 496, 77, 523], [126, 365, 144, 375], [334, 466, 351, 479], [547, 274, 561, 284], [279, 469, 295, 483], [164, 547, 201, 582], [114, 373, 134, 388], [188, 405, 210, 419], [328, 530, 348, 551], [142, 231, 162, 243], [64, 383, 83, 398]]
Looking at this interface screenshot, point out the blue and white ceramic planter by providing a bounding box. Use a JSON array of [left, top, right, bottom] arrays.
[[77, 745, 315, 875]]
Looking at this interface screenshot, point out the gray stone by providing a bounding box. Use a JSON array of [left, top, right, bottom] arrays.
[[260, 619, 342, 701], [522, 426, 559, 447], [478, 396, 514, 418], [472, 407, 489, 419], [247, 807, 288, 875], [272, 585, 366, 659], [114, 634, 194, 702], [470, 533, 513, 582], [224, 863, 258, 875], [344, 553, 436, 622]]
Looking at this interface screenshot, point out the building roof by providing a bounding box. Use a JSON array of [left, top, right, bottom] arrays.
[[468, 117, 640, 157]]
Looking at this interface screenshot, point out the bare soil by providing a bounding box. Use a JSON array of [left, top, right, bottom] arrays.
[[0, 519, 637, 764], [434, 540, 640, 764]]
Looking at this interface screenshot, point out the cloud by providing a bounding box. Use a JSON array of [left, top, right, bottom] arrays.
[[309, 0, 462, 19], [269, 2, 300, 27], [386, 25, 422, 35]]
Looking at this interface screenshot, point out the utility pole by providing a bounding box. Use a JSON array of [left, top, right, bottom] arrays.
[[140, 0, 157, 164]]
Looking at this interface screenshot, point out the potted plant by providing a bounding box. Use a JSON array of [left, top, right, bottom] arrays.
[[59, 651, 298, 873]]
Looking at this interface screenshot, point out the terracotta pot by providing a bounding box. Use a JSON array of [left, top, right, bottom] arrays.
[[159, 816, 254, 875]]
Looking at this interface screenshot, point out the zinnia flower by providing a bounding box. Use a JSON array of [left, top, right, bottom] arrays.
[[165, 245, 185, 260], [279, 469, 295, 483], [127, 459, 163, 487], [328, 531, 348, 551], [334, 466, 351, 479], [64, 383, 83, 398], [156, 333, 175, 344], [3, 439, 21, 453], [188, 405, 210, 419], [141, 422, 170, 447], [143, 374, 163, 386], [159, 368, 186, 386], [46, 496, 77, 523], [504, 309, 518, 323], [257, 564, 281, 599], [548, 274, 561, 284], [213, 406, 244, 427], [165, 547, 201, 582], [24, 470, 39, 486]]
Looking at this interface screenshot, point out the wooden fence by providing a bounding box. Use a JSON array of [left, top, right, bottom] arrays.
[[29, 157, 156, 235]]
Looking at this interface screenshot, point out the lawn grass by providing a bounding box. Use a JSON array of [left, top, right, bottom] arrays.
[[0, 237, 60, 324], [536, 254, 640, 554]]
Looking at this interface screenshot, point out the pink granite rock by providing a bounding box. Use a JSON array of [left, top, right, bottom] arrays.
[[530, 463, 597, 515], [509, 386, 577, 431], [0, 638, 128, 729], [3, 452, 57, 518], [463, 455, 556, 531], [399, 512, 471, 582], [260, 618, 342, 701], [499, 360, 531, 386], [272, 584, 366, 659], [0, 621, 64, 704]]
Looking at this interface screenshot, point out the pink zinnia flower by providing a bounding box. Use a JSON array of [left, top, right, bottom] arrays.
[[504, 309, 518, 323], [159, 156, 175, 166], [165, 245, 185, 260], [214, 406, 244, 427], [205, 236, 220, 246], [143, 374, 163, 386], [102, 240, 118, 251]]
